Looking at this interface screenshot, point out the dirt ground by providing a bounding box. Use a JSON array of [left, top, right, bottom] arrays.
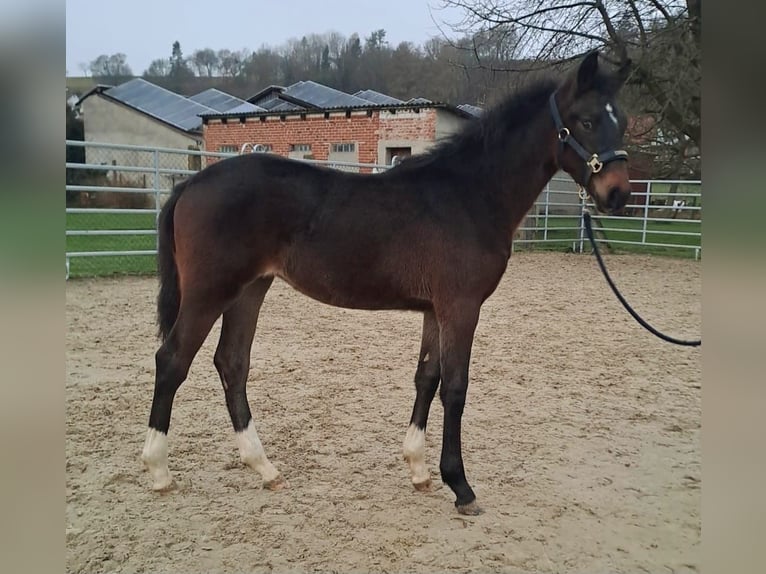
[[66, 252, 701, 574]]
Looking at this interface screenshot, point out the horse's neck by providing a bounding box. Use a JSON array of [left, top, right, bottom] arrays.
[[485, 116, 560, 238]]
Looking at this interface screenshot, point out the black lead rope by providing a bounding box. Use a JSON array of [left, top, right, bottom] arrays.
[[583, 210, 701, 347]]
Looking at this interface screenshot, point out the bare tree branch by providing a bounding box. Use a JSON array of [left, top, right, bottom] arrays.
[[594, 0, 627, 60], [626, 0, 649, 45], [436, 0, 700, 177], [648, 0, 674, 21]]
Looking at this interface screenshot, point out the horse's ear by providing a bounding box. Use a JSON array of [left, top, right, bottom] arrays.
[[576, 50, 600, 94]]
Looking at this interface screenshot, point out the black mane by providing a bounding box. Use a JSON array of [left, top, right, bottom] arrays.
[[387, 78, 558, 174]]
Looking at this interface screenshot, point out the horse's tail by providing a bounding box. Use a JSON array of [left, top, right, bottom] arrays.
[[156, 178, 190, 341]]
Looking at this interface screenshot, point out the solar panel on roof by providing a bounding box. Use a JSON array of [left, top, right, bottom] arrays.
[[284, 80, 371, 108], [189, 88, 258, 112], [353, 89, 403, 105], [106, 78, 215, 131], [224, 101, 267, 114]]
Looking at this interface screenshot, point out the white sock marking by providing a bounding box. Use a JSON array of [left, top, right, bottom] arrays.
[[606, 102, 618, 127], [403, 424, 430, 484], [235, 419, 280, 484], [141, 428, 173, 490]]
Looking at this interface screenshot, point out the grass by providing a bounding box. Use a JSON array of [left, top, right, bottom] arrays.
[[66, 76, 98, 94], [516, 214, 701, 259], [66, 211, 158, 277]]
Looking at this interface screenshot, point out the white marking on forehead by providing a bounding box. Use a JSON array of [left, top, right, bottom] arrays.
[[605, 103, 618, 127]]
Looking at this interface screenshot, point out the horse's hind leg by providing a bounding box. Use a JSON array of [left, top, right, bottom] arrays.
[[213, 277, 286, 490], [142, 298, 223, 491], [403, 310, 440, 491]]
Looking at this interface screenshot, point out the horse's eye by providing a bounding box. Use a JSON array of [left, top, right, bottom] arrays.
[[581, 119, 593, 131]]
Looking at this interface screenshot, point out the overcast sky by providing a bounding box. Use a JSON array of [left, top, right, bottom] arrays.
[[66, 0, 467, 75]]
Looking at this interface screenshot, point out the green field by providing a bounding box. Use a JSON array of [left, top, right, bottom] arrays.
[[66, 76, 98, 95], [66, 211, 158, 277]]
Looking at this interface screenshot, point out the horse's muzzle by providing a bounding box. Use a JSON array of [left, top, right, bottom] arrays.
[[606, 185, 631, 212]]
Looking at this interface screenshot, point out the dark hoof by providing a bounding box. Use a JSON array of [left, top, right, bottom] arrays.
[[413, 478, 433, 492], [456, 500, 483, 515]]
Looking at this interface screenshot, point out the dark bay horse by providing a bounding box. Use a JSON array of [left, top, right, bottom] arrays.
[[141, 51, 632, 515]]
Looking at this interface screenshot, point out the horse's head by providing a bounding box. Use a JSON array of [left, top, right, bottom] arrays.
[[552, 51, 632, 214]]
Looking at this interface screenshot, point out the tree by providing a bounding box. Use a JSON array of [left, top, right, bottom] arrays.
[[190, 48, 219, 77], [144, 58, 171, 77], [217, 49, 248, 78], [66, 104, 105, 202], [243, 47, 282, 87], [89, 53, 133, 82], [364, 29, 388, 51], [439, 0, 701, 178], [169, 41, 194, 79], [66, 104, 84, 186], [337, 33, 363, 91]]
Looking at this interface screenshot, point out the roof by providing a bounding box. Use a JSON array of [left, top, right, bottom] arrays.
[[189, 88, 264, 113], [199, 99, 477, 120], [257, 97, 306, 112], [225, 101, 267, 114], [75, 83, 114, 105], [79, 77, 483, 129], [201, 80, 478, 121], [456, 104, 484, 117], [247, 85, 286, 105], [283, 80, 372, 108], [353, 89, 403, 105], [81, 78, 217, 132]]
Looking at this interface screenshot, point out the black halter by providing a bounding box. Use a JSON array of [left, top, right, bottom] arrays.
[[549, 92, 628, 187]]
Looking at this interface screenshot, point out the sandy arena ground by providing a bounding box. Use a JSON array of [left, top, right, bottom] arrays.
[[66, 252, 701, 573]]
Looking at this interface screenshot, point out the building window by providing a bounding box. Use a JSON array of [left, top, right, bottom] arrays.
[[290, 143, 311, 152], [219, 144, 238, 153], [331, 142, 355, 153]]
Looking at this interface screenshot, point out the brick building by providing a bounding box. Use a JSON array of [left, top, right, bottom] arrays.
[[201, 81, 478, 170]]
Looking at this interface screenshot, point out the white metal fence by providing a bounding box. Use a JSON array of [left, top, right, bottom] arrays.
[[517, 176, 702, 258], [65, 140, 701, 278]]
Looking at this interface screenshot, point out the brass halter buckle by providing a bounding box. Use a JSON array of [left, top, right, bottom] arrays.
[[587, 154, 604, 174]]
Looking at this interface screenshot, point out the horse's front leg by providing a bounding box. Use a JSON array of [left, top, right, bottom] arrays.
[[436, 301, 482, 515]]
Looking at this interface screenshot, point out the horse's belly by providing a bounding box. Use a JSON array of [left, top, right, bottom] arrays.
[[274, 255, 429, 311]]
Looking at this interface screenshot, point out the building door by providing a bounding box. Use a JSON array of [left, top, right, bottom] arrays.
[[386, 146, 411, 165]]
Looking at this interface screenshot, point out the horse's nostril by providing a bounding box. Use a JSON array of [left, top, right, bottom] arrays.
[[607, 187, 622, 209]]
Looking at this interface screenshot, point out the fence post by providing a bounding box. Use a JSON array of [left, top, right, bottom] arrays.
[[642, 181, 651, 245], [543, 183, 550, 241], [153, 149, 160, 253], [578, 191, 586, 253]]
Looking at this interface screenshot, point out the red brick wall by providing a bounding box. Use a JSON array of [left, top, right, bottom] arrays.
[[378, 109, 437, 142], [203, 109, 439, 167]]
